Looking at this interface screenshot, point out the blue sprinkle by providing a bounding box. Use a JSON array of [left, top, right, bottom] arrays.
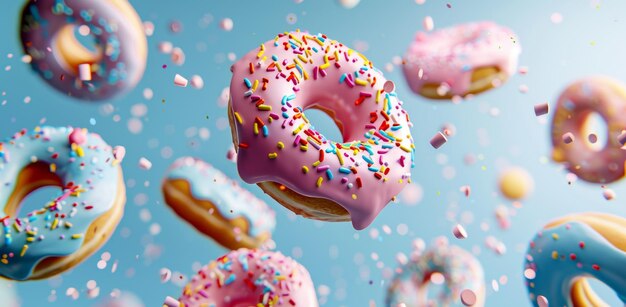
[[339, 167, 351, 174], [326, 169, 334, 180], [262, 125, 269, 137]]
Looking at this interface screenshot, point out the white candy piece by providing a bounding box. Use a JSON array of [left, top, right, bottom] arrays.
[[423, 16, 434, 31], [220, 18, 234, 31], [78, 63, 91, 81], [190, 75, 204, 89], [138, 157, 152, 170], [174, 74, 188, 87]]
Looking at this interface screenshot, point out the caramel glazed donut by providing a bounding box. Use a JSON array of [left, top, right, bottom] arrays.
[[20, 0, 147, 101], [551, 76, 626, 184], [525, 213, 626, 306], [0, 127, 126, 281], [228, 31, 415, 230], [162, 157, 276, 250]]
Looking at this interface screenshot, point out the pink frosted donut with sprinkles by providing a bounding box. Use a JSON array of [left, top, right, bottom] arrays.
[[228, 30, 415, 230], [20, 0, 147, 101], [0, 126, 126, 280], [176, 248, 318, 307], [403, 21, 521, 99]]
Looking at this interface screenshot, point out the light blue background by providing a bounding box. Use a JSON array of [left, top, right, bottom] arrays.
[[1, 0, 626, 306]]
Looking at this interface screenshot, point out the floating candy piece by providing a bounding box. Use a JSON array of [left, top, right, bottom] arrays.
[[160, 268, 171, 283], [519, 66, 529, 74], [169, 20, 182, 33], [219, 18, 233, 31], [588, 133, 598, 144], [69, 127, 87, 145], [550, 12, 563, 24], [453, 224, 468, 239], [603, 188, 615, 200], [78, 63, 91, 81], [495, 205, 511, 230], [338, 0, 360, 9], [143, 21, 154, 36], [158, 41, 173, 54], [423, 16, 434, 31], [537, 295, 549, 307], [96, 291, 143, 307], [190, 75, 204, 89], [460, 185, 471, 197], [383, 80, 395, 93], [534, 103, 549, 116], [113, 146, 126, 162], [163, 296, 180, 307], [460, 289, 477, 306], [430, 131, 448, 149], [562, 132, 574, 144], [171, 47, 185, 65], [138, 157, 152, 170], [173, 74, 188, 87], [441, 123, 456, 137], [226, 146, 237, 162], [498, 167, 534, 200]]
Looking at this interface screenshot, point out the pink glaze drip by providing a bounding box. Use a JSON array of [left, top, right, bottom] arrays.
[[229, 31, 415, 230], [178, 248, 318, 307], [403, 21, 521, 97]]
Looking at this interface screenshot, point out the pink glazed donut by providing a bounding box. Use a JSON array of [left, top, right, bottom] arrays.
[[551, 77, 626, 183], [177, 248, 318, 307], [228, 31, 415, 230], [20, 0, 147, 101], [403, 21, 521, 100]]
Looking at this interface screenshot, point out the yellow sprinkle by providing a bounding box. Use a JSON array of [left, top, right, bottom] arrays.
[[257, 105, 272, 111], [292, 123, 305, 135], [551, 251, 558, 260], [234, 112, 243, 124], [26, 237, 34, 242], [13, 223, 23, 232], [312, 161, 321, 167], [552, 233, 559, 240], [51, 218, 59, 230], [316, 176, 323, 187], [75, 146, 84, 157], [26, 230, 36, 236], [302, 166, 309, 173], [49, 163, 56, 173], [256, 44, 265, 58], [320, 55, 330, 70], [300, 145, 308, 151], [400, 146, 411, 153], [298, 55, 308, 63], [65, 222, 73, 228], [252, 79, 259, 91], [71, 234, 83, 239], [355, 78, 367, 86], [352, 194, 357, 200], [253, 123, 259, 135], [336, 150, 344, 165], [20, 245, 28, 257], [275, 62, 283, 72], [277, 142, 285, 149], [268, 152, 278, 159], [1, 259, 7, 264]]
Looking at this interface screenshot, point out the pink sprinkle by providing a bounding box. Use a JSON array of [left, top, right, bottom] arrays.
[[534, 103, 549, 116], [78, 63, 91, 81], [430, 131, 447, 149], [460, 289, 476, 306], [518, 66, 529, 75], [423, 16, 434, 31], [139, 157, 152, 170], [113, 146, 126, 162], [69, 128, 87, 145], [174, 74, 188, 87]]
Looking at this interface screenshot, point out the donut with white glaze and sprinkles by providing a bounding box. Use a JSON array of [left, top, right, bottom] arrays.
[[20, 0, 147, 101], [0, 126, 126, 280], [162, 157, 276, 250], [228, 30, 415, 230]]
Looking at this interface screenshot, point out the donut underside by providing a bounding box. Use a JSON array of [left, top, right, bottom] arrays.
[[3, 162, 125, 281], [570, 278, 608, 307], [227, 99, 350, 222], [419, 66, 506, 99], [161, 179, 269, 250]]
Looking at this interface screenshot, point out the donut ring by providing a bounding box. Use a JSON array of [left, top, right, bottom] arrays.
[[524, 212, 626, 306], [0, 127, 125, 280], [386, 238, 485, 306], [228, 31, 414, 230], [162, 157, 276, 250], [403, 21, 521, 99], [20, 0, 147, 101], [551, 77, 626, 183], [176, 248, 318, 306]]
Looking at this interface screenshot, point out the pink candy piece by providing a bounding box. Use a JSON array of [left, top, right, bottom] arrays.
[[383, 80, 395, 93], [220, 18, 234, 31], [537, 295, 549, 307], [68, 128, 87, 145], [78, 63, 91, 81], [460, 289, 477, 306], [453, 224, 468, 239], [534, 103, 549, 116], [562, 132, 574, 144], [603, 188, 616, 200], [138, 157, 152, 170], [430, 131, 447, 149], [113, 146, 126, 162], [190, 75, 204, 89], [460, 185, 471, 197], [163, 296, 180, 307], [158, 41, 173, 54], [174, 74, 188, 87], [171, 47, 185, 66]]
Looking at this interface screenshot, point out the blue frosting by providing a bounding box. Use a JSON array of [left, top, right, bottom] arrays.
[[525, 221, 626, 306], [165, 157, 275, 237], [0, 126, 121, 280]]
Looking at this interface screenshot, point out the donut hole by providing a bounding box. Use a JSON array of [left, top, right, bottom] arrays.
[[574, 278, 621, 306], [4, 162, 63, 218], [53, 24, 102, 73], [302, 108, 344, 142], [580, 111, 608, 151]]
